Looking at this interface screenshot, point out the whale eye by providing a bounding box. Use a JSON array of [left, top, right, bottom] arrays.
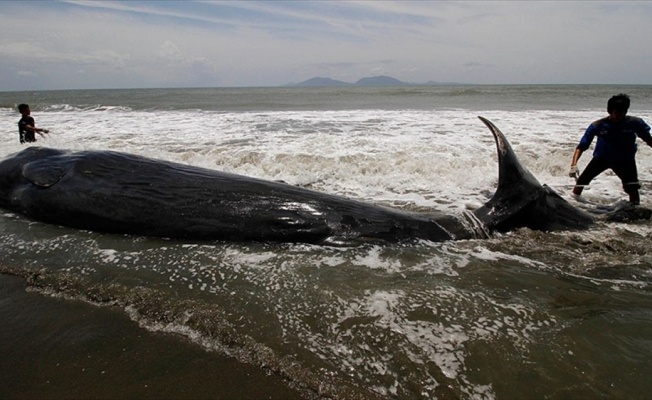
[[22, 161, 66, 188]]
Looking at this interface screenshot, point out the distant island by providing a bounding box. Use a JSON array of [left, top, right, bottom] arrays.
[[289, 75, 461, 87]]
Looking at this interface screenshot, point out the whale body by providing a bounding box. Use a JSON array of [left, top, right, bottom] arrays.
[[0, 117, 594, 245]]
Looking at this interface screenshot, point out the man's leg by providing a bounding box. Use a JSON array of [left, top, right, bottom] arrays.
[[629, 190, 640, 206], [573, 158, 608, 196], [612, 159, 641, 205]]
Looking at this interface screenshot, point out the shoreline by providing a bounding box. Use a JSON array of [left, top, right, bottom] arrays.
[[0, 273, 306, 400]]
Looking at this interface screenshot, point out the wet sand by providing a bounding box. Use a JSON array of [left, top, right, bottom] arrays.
[[0, 274, 306, 400]]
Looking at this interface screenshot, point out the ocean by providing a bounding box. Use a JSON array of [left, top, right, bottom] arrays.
[[1, 85, 652, 399]]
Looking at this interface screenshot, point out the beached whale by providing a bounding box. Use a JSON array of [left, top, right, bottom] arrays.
[[0, 117, 597, 245]]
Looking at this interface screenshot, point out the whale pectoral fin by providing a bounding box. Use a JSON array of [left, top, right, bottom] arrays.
[[22, 161, 66, 188]]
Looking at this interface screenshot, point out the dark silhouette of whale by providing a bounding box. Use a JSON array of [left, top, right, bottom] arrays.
[[0, 117, 595, 245]]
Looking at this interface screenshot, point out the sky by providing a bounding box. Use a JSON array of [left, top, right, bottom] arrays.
[[1, 0, 651, 91]]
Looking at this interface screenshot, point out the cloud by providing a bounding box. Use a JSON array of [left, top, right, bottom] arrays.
[[0, 40, 129, 68], [157, 40, 183, 61], [0, 1, 651, 90]]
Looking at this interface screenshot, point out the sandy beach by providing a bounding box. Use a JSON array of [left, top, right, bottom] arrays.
[[0, 273, 306, 400]]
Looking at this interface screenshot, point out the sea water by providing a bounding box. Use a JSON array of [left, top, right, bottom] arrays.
[[1, 85, 652, 399]]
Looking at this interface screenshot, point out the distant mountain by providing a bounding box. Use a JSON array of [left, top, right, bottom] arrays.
[[292, 75, 410, 87], [290, 75, 463, 87], [293, 77, 351, 87], [354, 76, 407, 86]]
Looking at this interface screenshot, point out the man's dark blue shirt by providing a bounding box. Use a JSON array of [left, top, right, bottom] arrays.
[[577, 116, 652, 162]]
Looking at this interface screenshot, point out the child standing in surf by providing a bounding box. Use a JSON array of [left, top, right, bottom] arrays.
[[17, 103, 49, 144]]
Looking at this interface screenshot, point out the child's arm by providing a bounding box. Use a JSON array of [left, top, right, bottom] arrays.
[[24, 123, 49, 136]]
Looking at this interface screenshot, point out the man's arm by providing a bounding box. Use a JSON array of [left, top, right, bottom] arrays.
[[569, 148, 583, 178], [636, 118, 652, 148], [569, 124, 596, 178]]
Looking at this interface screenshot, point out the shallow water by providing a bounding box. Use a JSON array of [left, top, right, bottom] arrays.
[[1, 86, 652, 399]]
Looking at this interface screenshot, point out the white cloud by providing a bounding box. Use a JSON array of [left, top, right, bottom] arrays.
[[157, 41, 183, 61]]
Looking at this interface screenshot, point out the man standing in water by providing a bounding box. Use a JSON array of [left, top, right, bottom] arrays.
[[18, 103, 49, 144], [569, 94, 652, 205]]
